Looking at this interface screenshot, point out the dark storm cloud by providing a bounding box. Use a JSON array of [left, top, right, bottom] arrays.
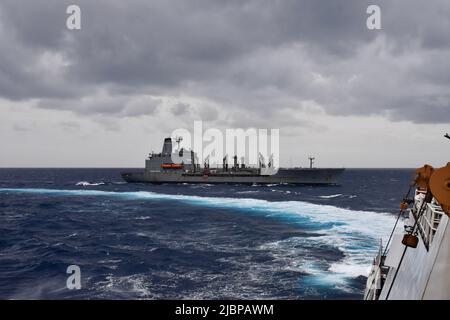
[[0, 0, 449, 123]]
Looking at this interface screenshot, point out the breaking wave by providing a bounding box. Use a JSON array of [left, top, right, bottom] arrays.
[[75, 181, 106, 186], [319, 194, 343, 199]]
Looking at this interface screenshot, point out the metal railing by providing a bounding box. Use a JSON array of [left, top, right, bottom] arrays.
[[365, 239, 389, 300], [412, 194, 444, 250]]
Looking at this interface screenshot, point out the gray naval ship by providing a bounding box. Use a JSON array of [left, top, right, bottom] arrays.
[[121, 137, 344, 184]]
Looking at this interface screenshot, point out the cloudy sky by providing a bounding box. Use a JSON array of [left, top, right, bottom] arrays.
[[0, 0, 449, 168]]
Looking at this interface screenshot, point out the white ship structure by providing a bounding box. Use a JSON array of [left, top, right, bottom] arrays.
[[364, 163, 450, 299]]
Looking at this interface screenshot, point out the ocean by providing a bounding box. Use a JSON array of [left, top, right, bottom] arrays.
[[0, 168, 414, 299]]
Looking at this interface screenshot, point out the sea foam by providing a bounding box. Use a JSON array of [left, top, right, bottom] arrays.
[[0, 187, 398, 281]]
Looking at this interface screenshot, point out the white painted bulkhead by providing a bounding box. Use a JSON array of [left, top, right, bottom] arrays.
[[379, 213, 450, 299]]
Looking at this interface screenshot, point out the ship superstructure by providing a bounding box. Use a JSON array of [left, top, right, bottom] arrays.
[[364, 163, 450, 299], [121, 137, 344, 185]]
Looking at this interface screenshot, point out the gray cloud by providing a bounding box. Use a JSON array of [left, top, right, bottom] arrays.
[[59, 121, 80, 132], [0, 0, 449, 124], [171, 102, 190, 116], [37, 94, 161, 117], [12, 123, 32, 132]]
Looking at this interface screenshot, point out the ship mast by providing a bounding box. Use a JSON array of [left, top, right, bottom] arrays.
[[308, 156, 315, 169], [175, 136, 183, 150]]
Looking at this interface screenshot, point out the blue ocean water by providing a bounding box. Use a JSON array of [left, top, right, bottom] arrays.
[[0, 168, 414, 299]]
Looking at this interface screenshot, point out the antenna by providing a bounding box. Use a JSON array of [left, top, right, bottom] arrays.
[[175, 136, 183, 149], [308, 156, 315, 169]]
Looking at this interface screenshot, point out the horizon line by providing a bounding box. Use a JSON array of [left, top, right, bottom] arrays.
[[0, 167, 417, 170]]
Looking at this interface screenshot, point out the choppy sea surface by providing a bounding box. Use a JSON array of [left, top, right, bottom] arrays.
[[0, 168, 414, 299]]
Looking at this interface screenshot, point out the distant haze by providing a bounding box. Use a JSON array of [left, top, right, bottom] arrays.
[[0, 0, 449, 168]]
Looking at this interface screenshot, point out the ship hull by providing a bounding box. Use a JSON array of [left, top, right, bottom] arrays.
[[121, 168, 345, 185], [364, 189, 450, 300]]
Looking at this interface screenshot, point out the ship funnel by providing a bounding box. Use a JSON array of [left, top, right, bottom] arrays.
[[162, 138, 172, 155]]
